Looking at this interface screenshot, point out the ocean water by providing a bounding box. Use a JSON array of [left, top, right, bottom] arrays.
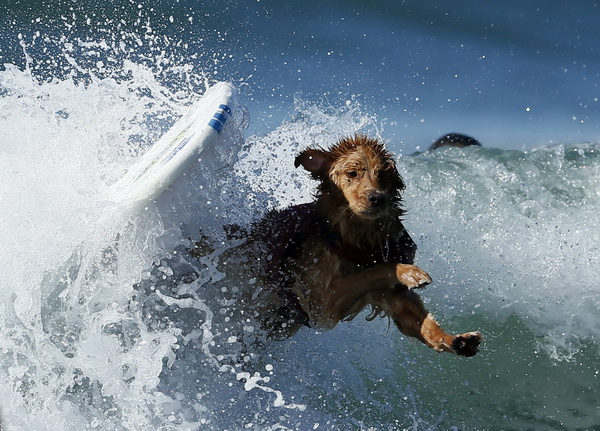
[[1, 1, 600, 430]]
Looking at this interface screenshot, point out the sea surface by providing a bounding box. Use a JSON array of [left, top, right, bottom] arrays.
[[1, 1, 600, 430]]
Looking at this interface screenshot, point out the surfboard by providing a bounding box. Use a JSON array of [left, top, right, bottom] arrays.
[[107, 81, 238, 211], [43, 83, 238, 313]]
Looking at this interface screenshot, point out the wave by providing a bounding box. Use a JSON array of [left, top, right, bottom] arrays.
[[1, 36, 600, 430]]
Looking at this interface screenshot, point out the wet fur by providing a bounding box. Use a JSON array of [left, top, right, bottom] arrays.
[[299, 136, 406, 247], [267, 134, 482, 356]]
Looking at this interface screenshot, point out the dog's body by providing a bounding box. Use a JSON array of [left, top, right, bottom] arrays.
[[250, 135, 481, 356]]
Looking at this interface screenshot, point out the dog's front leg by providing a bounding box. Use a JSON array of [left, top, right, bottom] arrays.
[[321, 262, 431, 324], [368, 289, 482, 356]]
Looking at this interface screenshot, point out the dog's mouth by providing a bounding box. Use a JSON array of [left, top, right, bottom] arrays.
[[355, 207, 388, 220], [350, 200, 390, 220], [340, 188, 394, 220]]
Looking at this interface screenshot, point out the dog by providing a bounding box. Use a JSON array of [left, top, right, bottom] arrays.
[[250, 134, 482, 356]]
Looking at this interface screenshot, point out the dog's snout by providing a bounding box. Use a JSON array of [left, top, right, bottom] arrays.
[[368, 190, 387, 207]]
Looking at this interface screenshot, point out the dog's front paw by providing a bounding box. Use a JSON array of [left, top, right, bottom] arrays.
[[395, 264, 432, 289], [451, 332, 482, 357]]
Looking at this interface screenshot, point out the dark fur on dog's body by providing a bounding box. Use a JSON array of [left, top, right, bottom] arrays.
[[252, 135, 481, 356]]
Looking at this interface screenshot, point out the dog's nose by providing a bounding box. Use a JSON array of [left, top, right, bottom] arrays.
[[368, 190, 387, 207]]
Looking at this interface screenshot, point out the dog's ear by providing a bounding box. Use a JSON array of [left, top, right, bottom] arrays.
[[294, 149, 332, 178]]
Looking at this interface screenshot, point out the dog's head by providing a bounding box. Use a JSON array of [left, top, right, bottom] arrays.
[[295, 135, 405, 221]]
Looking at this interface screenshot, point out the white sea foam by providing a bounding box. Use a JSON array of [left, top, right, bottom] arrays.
[[403, 144, 600, 359]]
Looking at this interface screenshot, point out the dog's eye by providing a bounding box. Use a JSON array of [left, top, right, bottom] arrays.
[[347, 171, 358, 178]]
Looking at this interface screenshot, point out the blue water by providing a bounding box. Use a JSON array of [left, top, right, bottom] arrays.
[[1, 1, 600, 430]]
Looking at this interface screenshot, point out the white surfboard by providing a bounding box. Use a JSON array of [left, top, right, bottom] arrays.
[[44, 82, 238, 311], [107, 81, 238, 211]]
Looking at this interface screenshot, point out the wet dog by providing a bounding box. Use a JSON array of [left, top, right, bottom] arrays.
[[252, 135, 482, 356]]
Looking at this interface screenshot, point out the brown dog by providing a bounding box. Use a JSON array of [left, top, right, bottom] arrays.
[[252, 134, 481, 356]]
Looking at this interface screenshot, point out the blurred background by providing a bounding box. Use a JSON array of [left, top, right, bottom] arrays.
[[2, 0, 599, 153]]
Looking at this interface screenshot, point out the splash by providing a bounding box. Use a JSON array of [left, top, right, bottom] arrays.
[[2, 28, 600, 431], [403, 144, 600, 360], [0, 31, 244, 429]]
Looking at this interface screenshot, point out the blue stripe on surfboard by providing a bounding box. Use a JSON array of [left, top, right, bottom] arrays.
[[218, 104, 232, 115], [208, 104, 232, 133], [208, 118, 224, 133]]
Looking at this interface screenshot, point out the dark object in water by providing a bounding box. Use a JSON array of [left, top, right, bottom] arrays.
[[430, 133, 482, 150]]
